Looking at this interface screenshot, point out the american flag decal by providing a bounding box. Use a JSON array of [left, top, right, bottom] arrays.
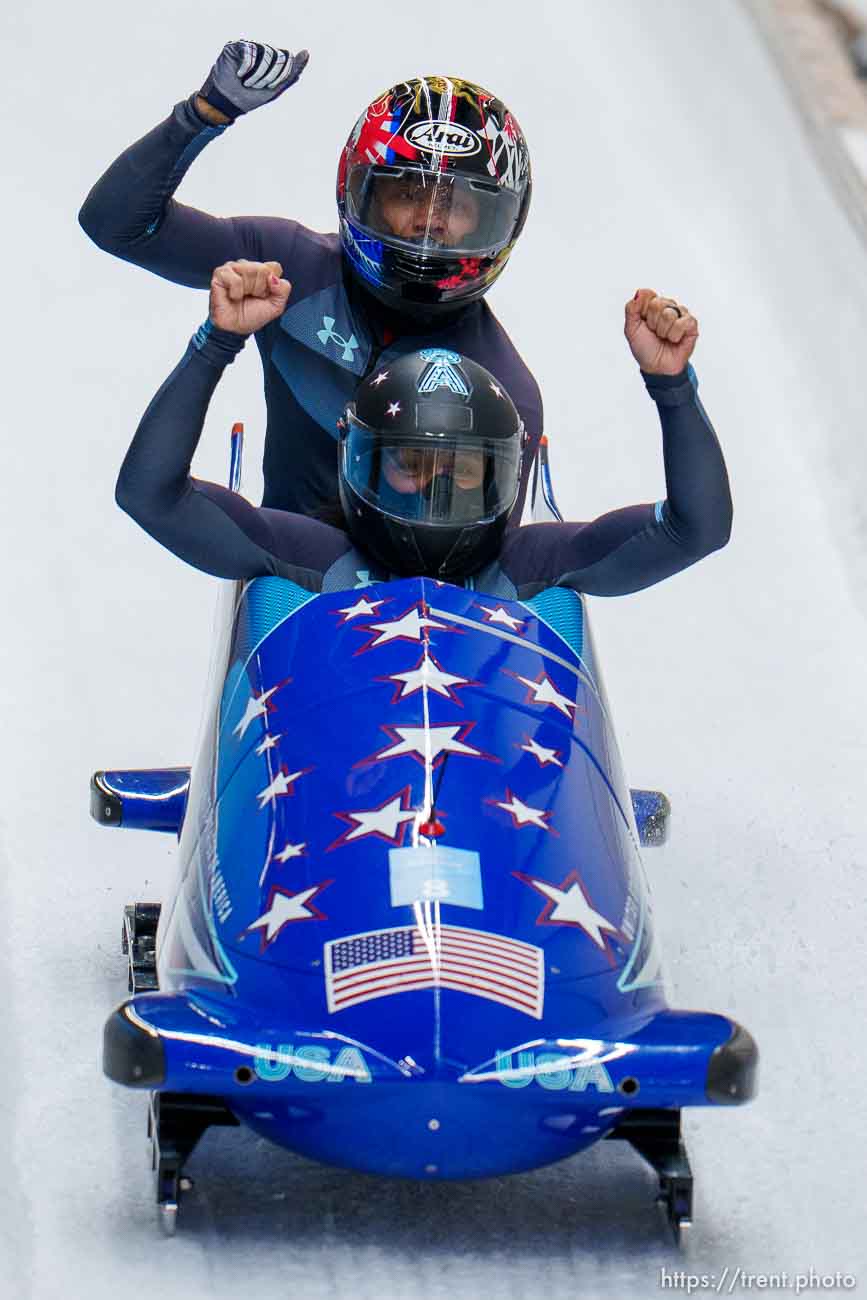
[[324, 924, 544, 1019]]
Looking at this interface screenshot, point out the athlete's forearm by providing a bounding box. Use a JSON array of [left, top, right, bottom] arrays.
[[116, 325, 281, 578], [77, 98, 240, 288], [505, 369, 731, 597], [643, 367, 732, 556]]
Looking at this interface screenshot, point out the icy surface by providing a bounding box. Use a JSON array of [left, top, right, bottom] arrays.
[[2, 1, 866, 1296]]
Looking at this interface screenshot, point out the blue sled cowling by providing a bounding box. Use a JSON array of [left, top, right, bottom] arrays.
[[102, 576, 757, 1183]]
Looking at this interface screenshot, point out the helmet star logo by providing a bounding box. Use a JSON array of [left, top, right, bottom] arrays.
[[386, 401, 401, 417], [372, 370, 389, 386]]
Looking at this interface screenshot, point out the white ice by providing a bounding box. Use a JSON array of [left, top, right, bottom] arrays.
[[2, 2, 866, 1296]]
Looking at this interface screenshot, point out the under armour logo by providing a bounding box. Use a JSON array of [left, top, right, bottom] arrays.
[[317, 315, 359, 362]]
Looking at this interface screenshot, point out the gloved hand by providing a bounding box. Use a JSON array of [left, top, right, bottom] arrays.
[[197, 40, 309, 122]]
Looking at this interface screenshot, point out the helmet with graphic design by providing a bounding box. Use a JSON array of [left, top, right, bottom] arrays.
[[338, 349, 525, 579], [337, 76, 532, 316]]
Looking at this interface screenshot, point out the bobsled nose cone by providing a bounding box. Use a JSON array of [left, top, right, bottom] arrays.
[[706, 1021, 759, 1104]]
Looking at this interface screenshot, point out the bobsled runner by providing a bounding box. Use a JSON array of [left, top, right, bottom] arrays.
[[93, 435, 756, 1241]]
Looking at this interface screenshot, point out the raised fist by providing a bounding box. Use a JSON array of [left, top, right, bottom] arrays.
[[624, 289, 699, 375], [197, 40, 309, 122], [209, 260, 292, 335]]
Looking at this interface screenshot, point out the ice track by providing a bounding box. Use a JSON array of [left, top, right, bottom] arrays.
[[2, 1, 866, 1295]]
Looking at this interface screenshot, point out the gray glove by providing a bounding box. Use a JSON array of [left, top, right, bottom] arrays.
[[198, 40, 309, 121]]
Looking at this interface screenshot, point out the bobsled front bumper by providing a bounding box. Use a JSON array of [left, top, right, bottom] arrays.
[[104, 995, 758, 1180]]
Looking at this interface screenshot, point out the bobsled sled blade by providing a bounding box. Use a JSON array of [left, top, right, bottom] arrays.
[[159, 1202, 178, 1237], [608, 1107, 693, 1246], [630, 789, 671, 846], [149, 1092, 239, 1234], [706, 1021, 759, 1104], [89, 769, 191, 833]]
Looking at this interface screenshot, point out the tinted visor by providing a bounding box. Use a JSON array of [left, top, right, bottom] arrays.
[[346, 164, 522, 256], [343, 415, 522, 526]]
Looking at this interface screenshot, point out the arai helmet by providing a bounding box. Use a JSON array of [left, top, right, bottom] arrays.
[[338, 349, 525, 579], [337, 76, 531, 316]]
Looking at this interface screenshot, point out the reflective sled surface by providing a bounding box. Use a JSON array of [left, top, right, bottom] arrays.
[[98, 574, 756, 1236]]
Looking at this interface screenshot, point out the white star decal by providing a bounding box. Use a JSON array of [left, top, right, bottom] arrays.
[[479, 604, 526, 632], [515, 871, 618, 949], [273, 840, 306, 863], [330, 787, 417, 848], [233, 682, 285, 739], [383, 651, 472, 704], [257, 766, 310, 809], [255, 733, 282, 756], [386, 401, 401, 417], [370, 723, 489, 767], [358, 605, 450, 650], [489, 381, 503, 398], [520, 736, 564, 768], [246, 883, 330, 947], [372, 370, 389, 386], [515, 671, 577, 719], [336, 595, 386, 622], [494, 790, 552, 830]]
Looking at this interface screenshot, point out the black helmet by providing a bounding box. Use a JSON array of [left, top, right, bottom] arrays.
[[338, 349, 525, 579], [337, 76, 532, 317]]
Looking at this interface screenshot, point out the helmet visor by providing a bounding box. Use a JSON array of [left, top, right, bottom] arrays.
[[346, 165, 522, 257], [343, 415, 522, 526]]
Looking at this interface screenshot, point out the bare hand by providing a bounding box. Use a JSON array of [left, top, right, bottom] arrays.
[[209, 260, 291, 335], [624, 288, 699, 375]]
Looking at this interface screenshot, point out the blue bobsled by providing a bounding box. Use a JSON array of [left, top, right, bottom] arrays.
[[95, 442, 756, 1240]]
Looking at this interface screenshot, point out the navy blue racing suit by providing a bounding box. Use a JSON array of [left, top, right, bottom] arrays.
[[115, 322, 732, 599], [79, 97, 543, 518]]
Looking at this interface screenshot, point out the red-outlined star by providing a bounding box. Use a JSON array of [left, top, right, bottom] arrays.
[[232, 677, 291, 740], [329, 785, 418, 850], [505, 668, 584, 721], [272, 840, 307, 864], [517, 734, 564, 768], [476, 603, 526, 633], [352, 601, 458, 655], [256, 764, 314, 810], [356, 721, 498, 770], [488, 788, 556, 833], [376, 649, 478, 706], [244, 880, 332, 950], [514, 869, 619, 952], [332, 594, 389, 626]]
